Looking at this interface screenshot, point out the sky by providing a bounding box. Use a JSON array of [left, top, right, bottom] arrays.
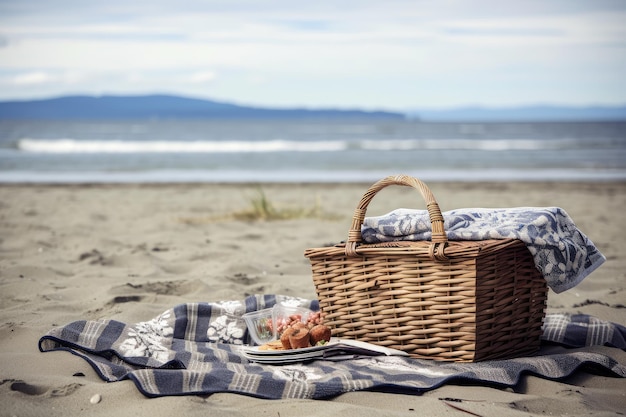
[[0, 0, 625, 111]]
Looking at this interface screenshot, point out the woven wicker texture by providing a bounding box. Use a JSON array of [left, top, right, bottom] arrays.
[[305, 175, 547, 362]]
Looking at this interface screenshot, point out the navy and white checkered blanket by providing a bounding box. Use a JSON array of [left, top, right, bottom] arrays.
[[361, 207, 606, 293], [39, 295, 626, 399]]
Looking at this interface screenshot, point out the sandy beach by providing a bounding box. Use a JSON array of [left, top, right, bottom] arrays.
[[1, 180, 625, 416]]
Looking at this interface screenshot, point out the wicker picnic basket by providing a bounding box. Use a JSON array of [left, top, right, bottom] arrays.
[[305, 175, 548, 362]]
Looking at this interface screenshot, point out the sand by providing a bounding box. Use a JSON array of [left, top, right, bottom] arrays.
[[1, 180, 625, 416]]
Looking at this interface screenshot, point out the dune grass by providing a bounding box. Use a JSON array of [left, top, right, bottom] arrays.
[[231, 188, 327, 221], [179, 188, 337, 224]]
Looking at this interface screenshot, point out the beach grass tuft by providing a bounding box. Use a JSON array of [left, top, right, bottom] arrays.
[[178, 188, 337, 224], [232, 188, 326, 221]]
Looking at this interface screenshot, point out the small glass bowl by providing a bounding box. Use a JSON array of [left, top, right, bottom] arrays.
[[272, 304, 311, 337], [242, 308, 275, 346]]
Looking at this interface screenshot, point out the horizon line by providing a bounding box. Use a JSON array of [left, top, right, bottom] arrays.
[[1, 93, 626, 114]]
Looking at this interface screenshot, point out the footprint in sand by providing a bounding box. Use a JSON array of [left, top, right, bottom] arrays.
[[85, 279, 206, 316], [10, 381, 83, 397], [109, 295, 144, 304], [77, 249, 112, 266], [112, 280, 202, 297]]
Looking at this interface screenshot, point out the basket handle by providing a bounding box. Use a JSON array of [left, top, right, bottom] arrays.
[[345, 174, 448, 260]]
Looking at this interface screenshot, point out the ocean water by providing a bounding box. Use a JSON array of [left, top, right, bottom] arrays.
[[0, 119, 625, 183]]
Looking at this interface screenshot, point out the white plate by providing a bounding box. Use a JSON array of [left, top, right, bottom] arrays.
[[243, 349, 327, 364], [242, 338, 408, 364], [243, 339, 338, 356]]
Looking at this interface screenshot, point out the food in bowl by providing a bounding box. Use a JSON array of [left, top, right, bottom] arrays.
[[242, 308, 275, 346]]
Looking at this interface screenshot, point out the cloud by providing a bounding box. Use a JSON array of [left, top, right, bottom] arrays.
[[12, 71, 54, 85], [3, 70, 87, 88], [187, 71, 217, 83], [0, 1, 625, 107]]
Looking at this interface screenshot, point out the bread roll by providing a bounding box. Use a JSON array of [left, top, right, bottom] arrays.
[[288, 328, 311, 349], [309, 324, 332, 345], [280, 327, 296, 350]]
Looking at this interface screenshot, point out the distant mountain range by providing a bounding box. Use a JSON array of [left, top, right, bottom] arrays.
[[407, 105, 626, 121], [0, 95, 404, 120], [0, 94, 625, 121]]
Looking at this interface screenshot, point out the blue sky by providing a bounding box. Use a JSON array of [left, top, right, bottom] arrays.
[[0, 0, 625, 111]]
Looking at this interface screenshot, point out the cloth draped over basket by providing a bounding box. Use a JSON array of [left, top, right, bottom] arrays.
[[305, 175, 606, 362], [361, 207, 605, 294]]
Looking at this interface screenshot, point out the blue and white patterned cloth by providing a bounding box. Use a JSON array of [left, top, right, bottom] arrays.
[[361, 207, 606, 293], [39, 295, 626, 399]]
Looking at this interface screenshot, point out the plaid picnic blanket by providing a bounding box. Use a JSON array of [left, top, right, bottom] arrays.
[[39, 294, 626, 399]]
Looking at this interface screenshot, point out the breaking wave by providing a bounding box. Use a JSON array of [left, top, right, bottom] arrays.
[[16, 138, 581, 153]]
